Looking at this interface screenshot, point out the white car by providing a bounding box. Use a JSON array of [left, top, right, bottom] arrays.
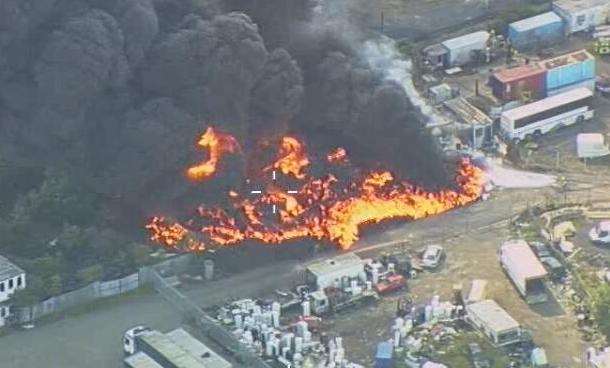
[[589, 221, 610, 246], [422, 245, 445, 269]]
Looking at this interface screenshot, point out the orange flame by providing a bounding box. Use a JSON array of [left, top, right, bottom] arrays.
[[265, 136, 310, 179], [327, 147, 348, 164], [186, 127, 240, 181], [145, 217, 206, 252], [145, 128, 484, 253]]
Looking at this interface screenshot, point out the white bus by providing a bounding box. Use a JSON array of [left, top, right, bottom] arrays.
[[501, 87, 594, 142]]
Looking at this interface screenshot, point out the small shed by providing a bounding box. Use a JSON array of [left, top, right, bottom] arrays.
[[306, 253, 365, 290], [444, 97, 493, 149], [489, 64, 546, 101], [553, 0, 610, 34], [466, 300, 522, 347], [428, 83, 454, 104], [423, 44, 449, 69], [441, 31, 490, 67], [577, 133, 610, 159], [508, 12, 565, 51]]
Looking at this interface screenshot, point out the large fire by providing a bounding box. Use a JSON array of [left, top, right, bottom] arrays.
[[147, 127, 484, 252], [265, 136, 310, 179], [186, 127, 240, 181]]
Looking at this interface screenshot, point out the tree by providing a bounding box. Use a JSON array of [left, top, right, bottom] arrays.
[[77, 264, 104, 285], [595, 285, 610, 340]]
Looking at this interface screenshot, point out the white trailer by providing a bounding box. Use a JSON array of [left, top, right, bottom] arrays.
[[499, 240, 548, 304], [577, 134, 610, 159], [466, 300, 522, 347], [441, 31, 490, 67]]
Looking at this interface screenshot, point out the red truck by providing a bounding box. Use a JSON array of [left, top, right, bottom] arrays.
[[374, 274, 407, 295]]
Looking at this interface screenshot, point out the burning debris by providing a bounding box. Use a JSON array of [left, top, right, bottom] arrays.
[[186, 127, 241, 181], [326, 147, 348, 164], [146, 127, 485, 252], [265, 136, 311, 179]]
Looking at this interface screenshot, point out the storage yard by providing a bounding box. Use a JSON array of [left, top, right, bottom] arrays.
[[2, 1, 610, 368]]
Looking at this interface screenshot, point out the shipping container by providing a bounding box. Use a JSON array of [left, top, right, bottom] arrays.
[[489, 64, 546, 101], [441, 31, 490, 67], [546, 78, 596, 96], [553, 0, 610, 34], [508, 12, 565, 51], [375, 342, 394, 368], [540, 49, 596, 94]]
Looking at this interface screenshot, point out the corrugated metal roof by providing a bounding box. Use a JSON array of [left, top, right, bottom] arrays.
[[501, 240, 547, 280], [539, 49, 594, 70], [510, 12, 563, 33], [307, 253, 363, 277], [124, 352, 164, 368], [493, 64, 545, 83], [0, 255, 25, 282], [467, 300, 520, 333], [554, 0, 609, 12], [502, 87, 592, 121], [139, 331, 206, 368], [167, 328, 232, 368], [441, 31, 489, 51]]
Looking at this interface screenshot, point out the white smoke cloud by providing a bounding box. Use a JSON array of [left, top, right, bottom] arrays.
[[359, 36, 450, 127]]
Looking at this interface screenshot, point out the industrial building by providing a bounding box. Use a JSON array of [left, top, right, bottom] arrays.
[[123, 327, 232, 368], [508, 12, 565, 51], [489, 64, 546, 101], [306, 253, 365, 290], [0, 255, 26, 328], [466, 300, 522, 347], [553, 0, 610, 34], [440, 31, 490, 67], [539, 49, 596, 96]]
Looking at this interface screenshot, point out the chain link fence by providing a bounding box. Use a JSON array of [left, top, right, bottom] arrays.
[[147, 265, 272, 368]]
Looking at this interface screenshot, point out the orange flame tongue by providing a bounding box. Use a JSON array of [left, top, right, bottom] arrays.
[[265, 136, 310, 179], [146, 127, 485, 253], [327, 147, 348, 164], [187, 127, 240, 181]]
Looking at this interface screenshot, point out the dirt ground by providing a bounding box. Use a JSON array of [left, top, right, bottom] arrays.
[[321, 228, 586, 367]]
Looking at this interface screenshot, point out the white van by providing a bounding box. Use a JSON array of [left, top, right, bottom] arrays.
[[589, 221, 610, 246]]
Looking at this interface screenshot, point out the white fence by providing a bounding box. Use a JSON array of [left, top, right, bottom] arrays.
[[13, 254, 195, 324], [14, 273, 140, 324]]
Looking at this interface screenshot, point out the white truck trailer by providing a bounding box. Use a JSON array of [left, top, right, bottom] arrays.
[[499, 240, 548, 304], [123, 326, 232, 368]]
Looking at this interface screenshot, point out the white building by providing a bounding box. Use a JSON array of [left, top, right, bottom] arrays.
[[306, 253, 365, 290], [553, 0, 610, 34], [466, 299, 522, 347], [0, 255, 26, 327], [441, 31, 490, 67]]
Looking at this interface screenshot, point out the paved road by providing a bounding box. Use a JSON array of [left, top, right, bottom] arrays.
[[0, 292, 181, 368]]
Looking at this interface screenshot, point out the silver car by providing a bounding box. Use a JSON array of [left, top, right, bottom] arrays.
[[422, 245, 445, 269]]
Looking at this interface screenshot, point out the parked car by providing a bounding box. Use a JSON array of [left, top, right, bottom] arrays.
[[529, 241, 552, 258], [422, 245, 445, 269], [540, 256, 567, 282], [589, 221, 610, 246]]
